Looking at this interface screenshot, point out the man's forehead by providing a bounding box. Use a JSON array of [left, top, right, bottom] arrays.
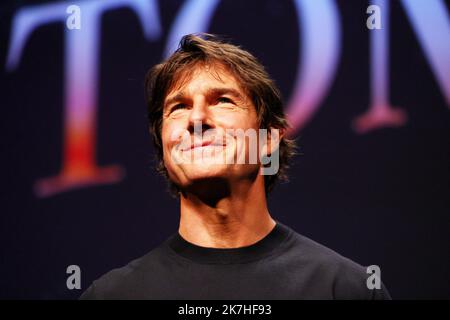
[[165, 63, 245, 100]]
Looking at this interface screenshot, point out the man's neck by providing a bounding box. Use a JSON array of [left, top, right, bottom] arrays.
[[178, 175, 275, 248]]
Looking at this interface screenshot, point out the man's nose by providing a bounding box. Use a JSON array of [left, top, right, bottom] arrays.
[[187, 97, 213, 134]]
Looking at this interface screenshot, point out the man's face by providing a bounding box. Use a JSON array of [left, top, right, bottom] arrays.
[[161, 64, 262, 190]]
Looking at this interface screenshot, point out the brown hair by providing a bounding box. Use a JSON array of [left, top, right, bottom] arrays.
[[144, 33, 297, 197]]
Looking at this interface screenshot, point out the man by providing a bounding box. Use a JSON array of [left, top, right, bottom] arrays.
[[80, 34, 390, 300]]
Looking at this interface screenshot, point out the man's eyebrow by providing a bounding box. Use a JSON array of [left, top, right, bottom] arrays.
[[164, 91, 187, 110], [206, 87, 244, 100], [164, 87, 245, 110]]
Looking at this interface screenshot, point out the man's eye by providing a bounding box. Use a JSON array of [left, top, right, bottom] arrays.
[[170, 103, 186, 112], [217, 97, 233, 104]]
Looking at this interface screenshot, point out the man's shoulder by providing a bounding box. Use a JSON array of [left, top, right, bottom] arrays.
[[286, 228, 364, 271], [281, 224, 391, 299], [79, 239, 170, 300]]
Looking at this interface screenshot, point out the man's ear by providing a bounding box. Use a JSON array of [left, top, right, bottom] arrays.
[[265, 127, 284, 156], [259, 127, 284, 176]]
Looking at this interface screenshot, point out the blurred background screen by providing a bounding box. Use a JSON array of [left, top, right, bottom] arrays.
[[0, 0, 449, 299]]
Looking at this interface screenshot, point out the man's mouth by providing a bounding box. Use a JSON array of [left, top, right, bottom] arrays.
[[180, 139, 226, 152]]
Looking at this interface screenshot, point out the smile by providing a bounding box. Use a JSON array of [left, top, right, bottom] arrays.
[[180, 140, 226, 152]]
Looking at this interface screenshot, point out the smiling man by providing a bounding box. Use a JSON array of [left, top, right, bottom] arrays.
[[80, 34, 390, 300]]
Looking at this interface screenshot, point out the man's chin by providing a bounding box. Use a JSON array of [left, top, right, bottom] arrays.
[[181, 164, 230, 180], [179, 173, 232, 200]]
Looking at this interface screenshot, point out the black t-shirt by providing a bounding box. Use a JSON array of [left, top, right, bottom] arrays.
[[80, 220, 391, 299]]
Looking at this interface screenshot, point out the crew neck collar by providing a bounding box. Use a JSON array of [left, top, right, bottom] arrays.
[[166, 220, 291, 264]]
